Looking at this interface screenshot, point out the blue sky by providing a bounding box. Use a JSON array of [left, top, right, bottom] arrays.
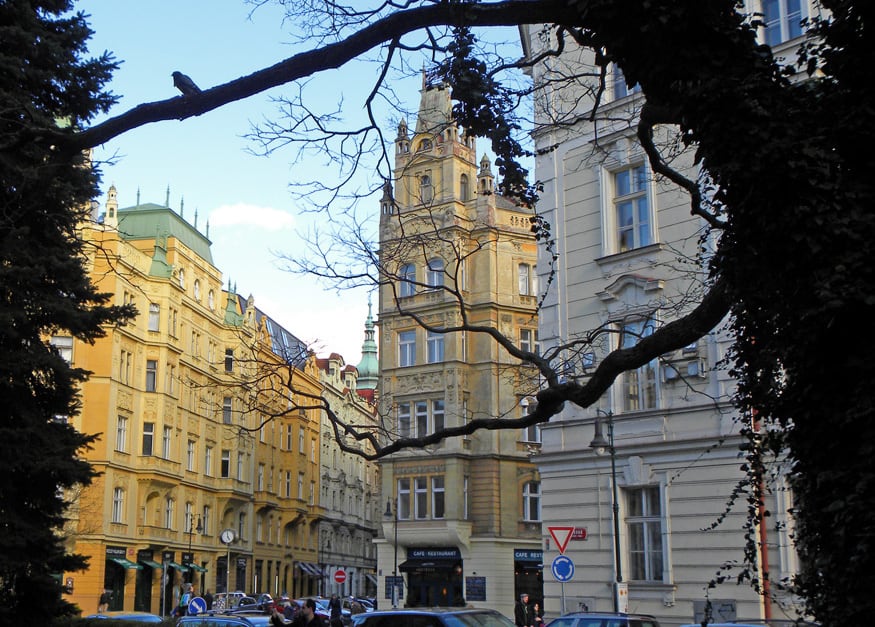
[[77, 0, 411, 365], [77, 1, 524, 366]]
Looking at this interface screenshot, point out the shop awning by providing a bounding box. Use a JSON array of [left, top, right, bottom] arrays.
[[398, 559, 457, 572], [166, 561, 188, 572], [188, 564, 208, 572], [109, 557, 143, 570], [364, 574, 378, 585], [296, 562, 322, 577], [139, 559, 163, 569]]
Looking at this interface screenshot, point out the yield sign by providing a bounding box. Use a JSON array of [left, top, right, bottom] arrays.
[[549, 526, 574, 554]]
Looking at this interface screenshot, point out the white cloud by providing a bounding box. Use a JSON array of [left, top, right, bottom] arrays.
[[209, 203, 296, 230]]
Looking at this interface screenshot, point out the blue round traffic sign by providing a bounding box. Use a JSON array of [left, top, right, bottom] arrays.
[[551, 555, 575, 582], [187, 596, 207, 615]]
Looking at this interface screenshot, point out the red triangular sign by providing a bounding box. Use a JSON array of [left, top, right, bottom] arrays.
[[549, 526, 574, 554]]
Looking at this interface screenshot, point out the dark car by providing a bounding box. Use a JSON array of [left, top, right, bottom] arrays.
[[545, 612, 661, 627], [84, 611, 163, 622], [350, 608, 516, 627], [179, 611, 277, 627]]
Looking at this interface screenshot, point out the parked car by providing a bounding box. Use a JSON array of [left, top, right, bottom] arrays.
[[545, 612, 661, 627], [212, 591, 249, 611], [234, 593, 276, 614], [179, 611, 276, 627], [83, 611, 163, 622], [350, 608, 516, 627]]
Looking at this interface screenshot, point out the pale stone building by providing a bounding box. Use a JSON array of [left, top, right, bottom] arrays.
[[521, 11, 806, 625], [375, 76, 543, 617]]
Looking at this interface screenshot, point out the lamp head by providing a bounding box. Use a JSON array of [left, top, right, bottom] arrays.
[[589, 414, 610, 454]]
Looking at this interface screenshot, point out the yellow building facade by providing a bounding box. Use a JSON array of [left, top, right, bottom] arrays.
[[376, 77, 543, 617], [61, 189, 324, 615]]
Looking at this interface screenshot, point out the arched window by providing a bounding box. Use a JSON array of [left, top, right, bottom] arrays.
[[426, 258, 444, 288], [459, 174, 469, 200], [400, 263, 416, 297], [193, 279, 201, 300], [178, 268, 186, 289], [420, 175, 434, 203]]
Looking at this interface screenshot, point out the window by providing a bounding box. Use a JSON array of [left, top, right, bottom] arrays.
[[614, 164, 652, 252], [419, 174, 434, 203], [208, 289, 215, 310], [523, 481, 541, 522], [414, 477, 428, 519], [521, 398, 541, 443], [432, 477, 445, 519], [762, 0, 807, 46], [298, 428, 305, 453], [400, 263, 416, 297], [187, 439, 196, 471], [620, 318, 658, 411], [193, 279, 201, 300], [178, 267, 186, 289], [398, 402, 412, 438], [162, 426, 172, 459], [224, 349, 234, 372], [520, 329, 540, 355], [432, 400, 445, 433], [297, 473, 304, 499], [459, 174, 469, 200], [142, 422, 154, 456], [311, 439, 316, 462], [463, 476, 469, 520], [284, 425, 293, 450], [112, 487, 124, 523], [165, 363, 176, 394], [613, 64, 641, 100], [116, 415, 128, 452], [51, 335, 73, 363], [627, 486, 664, 581], [148, 303, 160, 331], [257, 464, 265, 491], [426, 258, 444, 289], [427, 330, 445, 363], [205, 446, 213, 476], [399, 330, 416, 367], [518, 263, 536, 295], [222, 396, 232, 424], [145, 359, 157, 392], [237, 452, 244, 480], [398, 478, 411, 520], [202, 505, 211, 535], [238, 512, 246, 539], [284, 471, 292, 498], [164, 497, 174, 529], [170, 307, 178, 337], [220, 450, 231, 478]]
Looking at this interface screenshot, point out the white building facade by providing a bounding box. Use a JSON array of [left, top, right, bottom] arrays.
[[522, 17, 804, 625]]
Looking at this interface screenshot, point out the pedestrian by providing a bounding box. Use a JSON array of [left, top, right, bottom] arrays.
[[98, 589, 111, 614], [270, 604, 287, 627], [533, 601, 544, 625], [176, 583, 193, 617], [204, 590, 214, 610], [328, 593, 342, 627], [515, 593, 533, 627], [293, 598, 326, 627]]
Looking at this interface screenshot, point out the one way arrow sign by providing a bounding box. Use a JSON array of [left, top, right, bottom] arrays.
[[548, 526, 574, 554]]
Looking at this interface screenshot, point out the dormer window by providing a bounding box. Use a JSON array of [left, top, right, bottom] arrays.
[[417, 139, 432, 152]]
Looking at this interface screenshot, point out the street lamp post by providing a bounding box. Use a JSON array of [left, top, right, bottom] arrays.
[[186, 515, 203, 583], [383, 498, 399, 607], [589, 410, 623, 612], [320, 535, 331, 597]]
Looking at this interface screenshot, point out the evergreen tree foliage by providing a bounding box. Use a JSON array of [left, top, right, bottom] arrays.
[[0, 1, 132, 623]]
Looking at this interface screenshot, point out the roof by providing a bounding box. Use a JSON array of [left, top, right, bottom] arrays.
[[117, 202, 213, 264]]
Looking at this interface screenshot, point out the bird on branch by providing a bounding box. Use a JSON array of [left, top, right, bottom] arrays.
[[172, 71, 201, 96]]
